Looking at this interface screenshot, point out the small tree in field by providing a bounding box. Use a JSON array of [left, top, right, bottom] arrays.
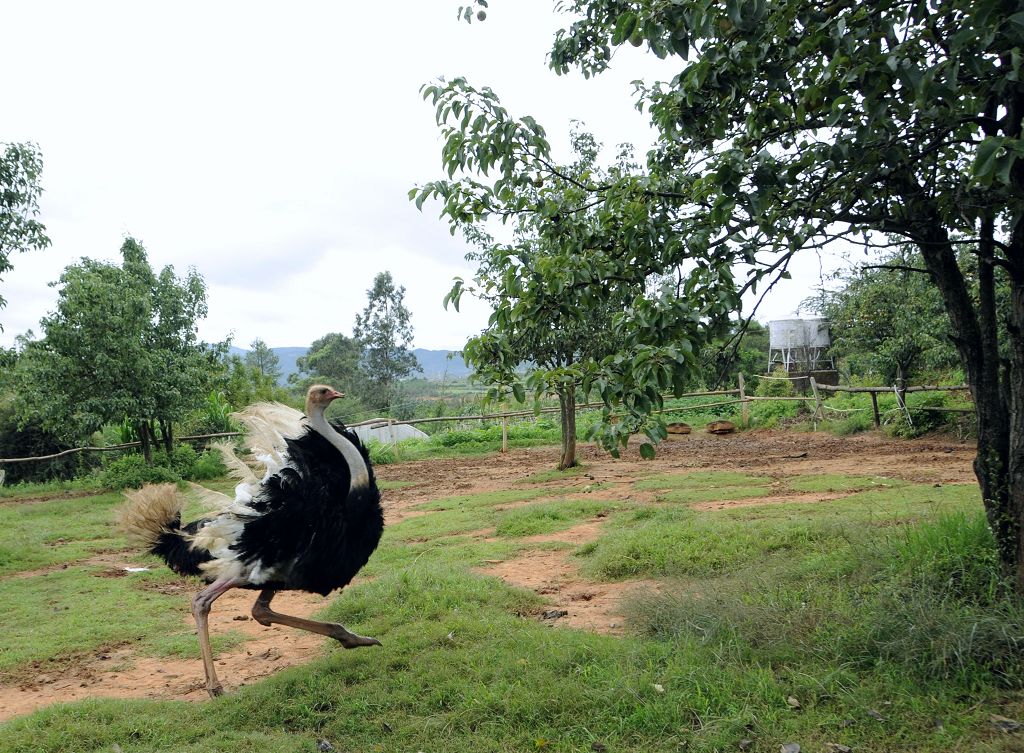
[[443, 131, 656, 469], [245, 338, 282, 383], [294, 332, 365, 392], [353, 272, 421, 411]]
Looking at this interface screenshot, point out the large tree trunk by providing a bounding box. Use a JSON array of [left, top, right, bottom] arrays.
[[159, 419, 174, 455], [138, 420, 152, 465], [557, 386, 578, 471], [914, 215, 1021, 588], [1005, 216, 1024, 592]]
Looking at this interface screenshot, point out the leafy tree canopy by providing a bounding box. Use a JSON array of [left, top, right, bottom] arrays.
[[14, 238, 216, 455], [294, 332, 365, 393], [813, 249, 960, 383], [0, 142, 51, 313]]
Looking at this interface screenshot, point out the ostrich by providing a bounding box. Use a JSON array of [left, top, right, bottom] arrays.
[[118, 385, 384, 697]]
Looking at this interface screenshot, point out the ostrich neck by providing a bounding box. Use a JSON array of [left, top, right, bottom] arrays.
[[306, 406, 370, 490]]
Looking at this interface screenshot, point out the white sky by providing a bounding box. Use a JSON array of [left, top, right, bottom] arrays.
[[2, 0, 840, 351]]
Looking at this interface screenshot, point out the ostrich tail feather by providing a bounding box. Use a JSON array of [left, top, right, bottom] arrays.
[[117, 483, 185, 550]]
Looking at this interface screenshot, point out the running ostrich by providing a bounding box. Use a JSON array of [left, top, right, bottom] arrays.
[[118, 385, 384, 697]]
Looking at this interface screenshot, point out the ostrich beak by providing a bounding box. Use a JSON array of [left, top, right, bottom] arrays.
[[328, 390, 345, 400]]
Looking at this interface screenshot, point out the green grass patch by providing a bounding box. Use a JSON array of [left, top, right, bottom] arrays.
[[517, 465, 590, 484], [0, 567, 189, 681], [635, 470, 770, 491], [494, 500, 616, 538], [376, 479, 417, 490], [0, 492, 128, 576], [578, 482, 979, 581], [635, 470, 773, 504], [786, 473, 907, 493]]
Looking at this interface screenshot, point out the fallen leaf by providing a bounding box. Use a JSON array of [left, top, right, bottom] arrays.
[[866, 709, 886, 722], [316, 740, 335, 753], [653, 683, 665, 693], [786, 696, 801, 709], [541, 609, 568, 620], [781, 744, 801, 753], [591, 743, 608, 752], [825, 744, 852, 753], [738, 739, 754, 751]]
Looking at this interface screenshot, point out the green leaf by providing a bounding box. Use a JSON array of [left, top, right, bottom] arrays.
[[639, 442, 656, 460], [512, 383, 526, 403], [972, 137, 1005, 184]]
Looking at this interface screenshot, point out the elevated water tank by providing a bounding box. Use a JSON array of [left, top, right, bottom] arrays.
[[768, 318, 832, 372]]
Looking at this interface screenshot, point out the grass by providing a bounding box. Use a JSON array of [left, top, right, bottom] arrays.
[[1, 469, 1022, 753], [0, 492, 127, 576], [493, 500, 616, 538], [786, 473, 907, 492], [0, 567, 187, 682]]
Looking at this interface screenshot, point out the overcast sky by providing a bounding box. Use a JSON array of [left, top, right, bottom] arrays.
[[2, 0, 840, 351]]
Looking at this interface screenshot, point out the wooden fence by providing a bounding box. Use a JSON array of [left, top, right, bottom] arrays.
[[0, 376, 974, 468]]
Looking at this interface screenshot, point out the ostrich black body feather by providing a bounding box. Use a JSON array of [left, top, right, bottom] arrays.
[[153, 424, 383, 596]]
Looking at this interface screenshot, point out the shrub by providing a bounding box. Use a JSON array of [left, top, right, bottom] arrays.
[[753, 369, 796, 398], [188, 449, 228, 480], [886, 393, 949, 438], [100, 454, 180, 489]]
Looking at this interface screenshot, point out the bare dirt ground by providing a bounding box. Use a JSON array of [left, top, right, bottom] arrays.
[[0, 430, 975, 721]]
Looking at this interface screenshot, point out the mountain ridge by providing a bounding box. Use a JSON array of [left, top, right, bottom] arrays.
[[227, 346, 471, 383]]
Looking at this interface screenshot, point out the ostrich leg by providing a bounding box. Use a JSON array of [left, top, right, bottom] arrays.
[[251, 589, 381, 648], [191, 577, 242, 697]]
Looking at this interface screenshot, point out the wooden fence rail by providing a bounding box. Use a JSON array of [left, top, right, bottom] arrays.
[[0, 379, 972, 466]]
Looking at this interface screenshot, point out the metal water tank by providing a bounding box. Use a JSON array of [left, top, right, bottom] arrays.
[[768, 318, 832, 372]]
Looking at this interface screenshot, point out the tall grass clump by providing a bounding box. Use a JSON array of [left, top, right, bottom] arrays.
[[852, 511, 1024, 687], [624, 510, 1024, 690]]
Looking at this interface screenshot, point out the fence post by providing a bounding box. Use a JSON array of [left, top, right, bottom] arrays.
[[809, 376, 824, 422], [737, 372, 750, 428], [501, 412, 509, 453], [870, 392, 881, 427]]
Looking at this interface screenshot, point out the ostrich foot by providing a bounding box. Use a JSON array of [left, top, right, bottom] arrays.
[[327, 625, 382, 649], [251, 590, 381, 648]]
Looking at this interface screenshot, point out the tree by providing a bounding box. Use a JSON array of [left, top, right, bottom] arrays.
[[445, 130, 657, 469], [245, 338, 282, 383], [14, 238, 215, 462], [353, 272, 421, 411], [428, 0, 1024, 589], [815, 249, 960, 384], [1, 142, 51, 313], [294, 332, 365, 392]]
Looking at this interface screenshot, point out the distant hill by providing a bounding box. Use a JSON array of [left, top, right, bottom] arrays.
[[227, 346, 470, 384]]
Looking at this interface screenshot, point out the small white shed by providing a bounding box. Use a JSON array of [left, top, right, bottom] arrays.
[[349, 421, 429, 445]]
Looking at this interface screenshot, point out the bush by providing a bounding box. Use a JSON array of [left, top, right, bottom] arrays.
[[99, 454, 180, 489], [188, 449, 227, 480], [753, 369, 797, 397], [886, 393, 951, 438], [0, 420, 81, 484]]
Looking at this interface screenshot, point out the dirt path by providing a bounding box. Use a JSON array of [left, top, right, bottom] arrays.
[[0, 430, 976, 720]]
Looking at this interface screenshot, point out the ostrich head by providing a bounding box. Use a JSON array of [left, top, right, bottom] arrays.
[[305, 384, 344, 417]]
